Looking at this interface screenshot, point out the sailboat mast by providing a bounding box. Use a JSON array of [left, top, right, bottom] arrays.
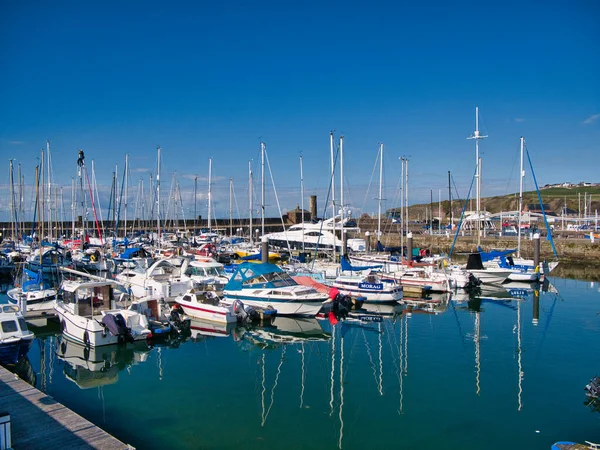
[[249, 160, 253, 244], [340, 136, 345, 256], [377, 143, 383, 247], [9, 160, 15, 241], [468, 107, 487, 247], [71, 177, 75, 238], [299, 155, 305, 251], [156, 146, 161, 244], [124, 154, 129, 237], [330, 132, 336, 261], [194, 175, 198, 234], [46, 140, 52, 242], [261, 142, 265, 237], [35, 165, 41, 247], [40, 148, 45, 244], [405, 158, 409, 242], [517, 136, 525, 258], [229, 178, 233, 237], [18, 164, 23, 239], [330, 131, 336, 220], [208, 157, 213, 232], [400, 158, 405, 255], [448, 170, 452, 227]]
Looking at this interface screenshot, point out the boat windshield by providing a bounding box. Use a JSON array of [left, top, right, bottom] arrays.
[[1, 320, 18, 333], [251, 270, 296, 287]]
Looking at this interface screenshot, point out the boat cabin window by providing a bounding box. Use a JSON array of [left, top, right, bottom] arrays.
[[18, 318, 28, 332], [182, 295, 191, 302], [1, 320, 18, 333]]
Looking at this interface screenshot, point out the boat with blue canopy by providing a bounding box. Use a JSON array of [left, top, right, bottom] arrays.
[[222, 262, 328, 316]]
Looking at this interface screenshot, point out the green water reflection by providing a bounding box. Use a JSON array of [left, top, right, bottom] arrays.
[[7, 278, 600, 449]]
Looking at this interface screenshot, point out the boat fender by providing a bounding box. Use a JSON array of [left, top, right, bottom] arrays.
[[60, 320, 66, 333], [83, 330, 90, 346], [535, 265, 540, 273]]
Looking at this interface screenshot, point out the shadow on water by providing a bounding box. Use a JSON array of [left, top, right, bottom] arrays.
[[553, 262, 600, 282], [5, 355, 37, 386]]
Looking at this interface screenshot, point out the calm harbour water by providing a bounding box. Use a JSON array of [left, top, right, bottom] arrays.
[[2, 277, 600, 450]]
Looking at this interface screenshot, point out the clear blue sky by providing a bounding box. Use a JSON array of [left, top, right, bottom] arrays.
[[1, 0, 598, 224]]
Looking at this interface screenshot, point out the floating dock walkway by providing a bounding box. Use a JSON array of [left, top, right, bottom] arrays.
[[0, 365, 132, 449]]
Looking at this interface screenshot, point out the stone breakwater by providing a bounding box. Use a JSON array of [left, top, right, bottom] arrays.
[[362, 233, 600, 265]]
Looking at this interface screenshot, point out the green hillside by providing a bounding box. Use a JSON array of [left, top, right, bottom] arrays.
[[388, 186, 600, 220]]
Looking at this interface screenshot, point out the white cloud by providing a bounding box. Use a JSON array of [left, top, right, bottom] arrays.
[[9, 140, 24, 145], [514, 118, 525, 123], [582, 113, 600, 125]]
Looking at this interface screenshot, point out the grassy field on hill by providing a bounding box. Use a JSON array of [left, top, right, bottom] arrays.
[[388, 186, 600, 220]]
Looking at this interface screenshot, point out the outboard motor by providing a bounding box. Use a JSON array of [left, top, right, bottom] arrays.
[[233, 299, 248, 322], [331, 293, 351, 320], [101, 313, 134, 343]]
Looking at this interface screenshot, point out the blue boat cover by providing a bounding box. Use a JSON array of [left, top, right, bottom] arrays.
[[340, 255, 382, 272], [477, 246, 516, 262], [224, 262, 285, 291], [119, 247, 141, 259]]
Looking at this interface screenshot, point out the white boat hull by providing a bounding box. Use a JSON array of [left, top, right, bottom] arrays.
[[222, 292, 324, 316], [7, 287, 57, 314], [55, 303, 151, 347], [467, 269, 512, 285], [177, 303, 236, 324]]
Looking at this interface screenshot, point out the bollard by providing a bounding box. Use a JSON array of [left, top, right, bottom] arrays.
[[533, 233, 540, 269], [261, 236, 269, 264], [0, 412, 10, 450], [407, 232, 413, 261]]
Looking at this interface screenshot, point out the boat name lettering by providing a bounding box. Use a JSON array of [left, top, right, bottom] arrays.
[[358, 282, 384, 290]]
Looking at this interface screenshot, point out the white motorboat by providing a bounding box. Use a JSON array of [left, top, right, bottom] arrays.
[[7, 268, 57, 315], [0, 304, 35, 365], [174, 288, 237, 324], [380, 266, 451, 292], [264, 215, 359, 253], [54, 279, 151, 347], [116, 257, 194, 301], [330, 271, 403, 303], [184, 258, 230, 292], [223, 263, 328, 316]]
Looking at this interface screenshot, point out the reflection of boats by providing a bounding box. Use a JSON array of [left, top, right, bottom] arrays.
[[5, 355, 37, 386], [238, 317, 330, 346], [0, 304, 35, 365], [54, 279, 151, 347], [188, 318, 236, 340], [452, 284, 520, 304], [358, 302, 404, 316], [56, 336, 150, 389], [401, 293, 450, 315]]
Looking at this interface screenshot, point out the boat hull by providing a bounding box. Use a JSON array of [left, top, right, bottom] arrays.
[[222, 293, 323, 316], [0, 337, 33, 365], [55, 303, 151, 347], [177, 303, 237, 324]]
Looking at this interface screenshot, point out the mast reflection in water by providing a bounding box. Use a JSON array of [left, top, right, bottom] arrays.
[[5, 277, 600, 449]]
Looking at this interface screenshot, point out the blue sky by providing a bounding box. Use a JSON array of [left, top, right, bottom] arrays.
[[1, 0, 598, 224]]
